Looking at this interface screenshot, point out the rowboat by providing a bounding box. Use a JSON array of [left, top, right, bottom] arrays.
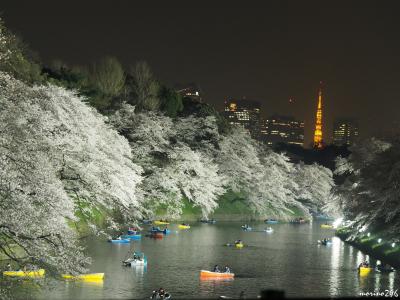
[[235, 243, 244, 249], [147, 232, 163, 239], [127, 228, 139, 235], [241, 225, 252, 231], [359, 267, 373, 276], [200, 219, 216, 224], [321, 224, 334, 229], [318, 239, 332, 246], [265, 219, 278, 224], [178, 224, 190, 229], [154, 220, 169, 225], [121, 234, 141, 240], [62, 273, 105, 281], [200, 270, 234, 279], [123, 257, 147, 267], [108, 238, 130, 243], [3, 269, 45, 278]]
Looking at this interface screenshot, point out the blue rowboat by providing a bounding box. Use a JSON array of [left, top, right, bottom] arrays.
[[150, 227, 170, 234], [121, 234, 142, 240], [108, 239, 130, 243], [265, 219, 278, 224]]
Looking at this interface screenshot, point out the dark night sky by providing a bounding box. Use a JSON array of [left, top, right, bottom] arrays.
[[2, 1, 400, 146]]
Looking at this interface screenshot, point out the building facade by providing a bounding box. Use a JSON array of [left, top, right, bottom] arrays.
[[333, 118, 359, 146], [175, 83, 203, 102], [261, 115, 304, 146], [224, 98, 261, 139]]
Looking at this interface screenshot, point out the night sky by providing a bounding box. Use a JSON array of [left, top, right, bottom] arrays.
[[2, 1, 400, 145]]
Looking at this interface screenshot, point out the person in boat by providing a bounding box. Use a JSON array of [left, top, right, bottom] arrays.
[[239, 291, 245, 299], [235, 239, 241, 245], [224, 266, 231, 273], [359, 261, 369, 269], [158, 288, 166, 298], [213, 264, 220, 272], [6, 263, 11, 271]]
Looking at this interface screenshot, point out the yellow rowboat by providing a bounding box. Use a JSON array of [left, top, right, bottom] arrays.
[[235, 243, 244, 249], [154, 220, 169, 225], [359, 267, 373, 276], [62, 273, 104, 281], [178, 224, 190, 229], [321, 224, 334, 229], [3, 269, 45, 278]]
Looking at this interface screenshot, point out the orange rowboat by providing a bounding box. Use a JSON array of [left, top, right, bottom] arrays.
[[200, 270, 234, 279]]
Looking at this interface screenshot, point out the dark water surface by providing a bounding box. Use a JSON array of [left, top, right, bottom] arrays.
[[7, 221, 400, 299]]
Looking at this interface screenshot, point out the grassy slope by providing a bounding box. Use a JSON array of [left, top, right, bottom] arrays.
[[155, 190, 307, 221]]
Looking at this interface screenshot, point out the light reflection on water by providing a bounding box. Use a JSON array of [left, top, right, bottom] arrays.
[[329, 236, 341, 297], [4, 221, 399, 299]]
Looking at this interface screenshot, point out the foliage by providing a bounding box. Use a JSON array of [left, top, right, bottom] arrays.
[[128, 61, 160, 111], [159, 85, 183, 117], [111, 105, 334, 219], [294, 162, 334, 212], [0, 72, 143, 275], [110, 104, 225, 217], [90, 56, 125, 97], [0, 18, 43, 84], [330, 138, 400, 235], [44, 62, 90, 91]]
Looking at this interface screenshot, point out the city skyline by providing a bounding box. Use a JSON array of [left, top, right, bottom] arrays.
[[1, 1, 400, 146]]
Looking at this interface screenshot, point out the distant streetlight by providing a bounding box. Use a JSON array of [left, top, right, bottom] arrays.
[[367, 232, 371, 237], [392, 243, 396, 248], [333, 217, 343, 229], [378, 238, 382, 243]]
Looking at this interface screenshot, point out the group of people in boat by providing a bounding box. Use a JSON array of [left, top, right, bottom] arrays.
[[213, 264, 231, 273], [131, 252, 143, 261], [128, 227, 139, 233], [123, 251, 145, 266], [357, 260, 395, 272], [319, 238, 332, 245], [151, 287, 170, 299], [358, 261, 370, 270], [376, 262, 395, 272]]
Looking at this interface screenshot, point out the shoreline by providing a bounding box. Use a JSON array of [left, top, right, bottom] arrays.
[[336, 230, 400, 268]]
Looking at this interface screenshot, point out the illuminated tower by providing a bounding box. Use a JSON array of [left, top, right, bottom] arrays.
[[313, 83, 323, 148]]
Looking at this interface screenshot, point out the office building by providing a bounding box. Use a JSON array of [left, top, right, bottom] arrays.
[[262, 115, 304, 146], [333, 118, 359, 146], [224, 98, 261, 139]]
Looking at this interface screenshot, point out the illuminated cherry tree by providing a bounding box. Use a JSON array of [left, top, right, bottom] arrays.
[[0, 72, 143, 274]]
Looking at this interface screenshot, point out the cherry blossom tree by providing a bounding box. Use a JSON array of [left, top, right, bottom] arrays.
[[331, 138, 400, 235], [0, 72, 143, 275], [110, 104, 225, 218]]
